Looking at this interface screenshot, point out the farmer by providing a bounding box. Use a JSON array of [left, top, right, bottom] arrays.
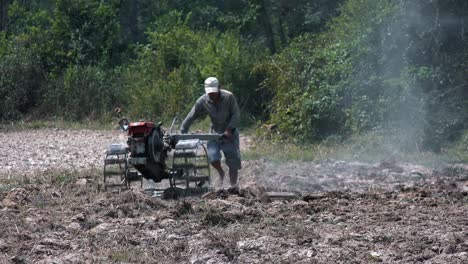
[[180, 77, 241, 189]]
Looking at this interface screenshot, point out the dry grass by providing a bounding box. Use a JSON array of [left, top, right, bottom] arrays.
[[243, 130, 467, 165]]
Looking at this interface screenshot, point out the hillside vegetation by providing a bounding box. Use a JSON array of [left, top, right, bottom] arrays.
[[0, 0, 466, 155]]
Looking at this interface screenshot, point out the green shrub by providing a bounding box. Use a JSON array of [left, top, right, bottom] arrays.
[[0, 45, 44, 120], [257, 0, 396, 141], [42, 65, 125, 120], [49, 0, 121, 68], [124, 12, 267, 123], [258, 0, 467, 151]]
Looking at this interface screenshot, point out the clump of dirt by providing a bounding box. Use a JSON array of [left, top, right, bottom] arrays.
[[1, 188, 31, 208]]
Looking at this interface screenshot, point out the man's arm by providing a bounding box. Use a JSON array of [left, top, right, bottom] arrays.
[[180, 99, 205, 133]]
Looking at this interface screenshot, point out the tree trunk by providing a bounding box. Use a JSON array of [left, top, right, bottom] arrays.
[[0, 0, 8, 31], [129, 0, 140, 42], [258, 0, 276, 54], [277, 13, 287, 48]]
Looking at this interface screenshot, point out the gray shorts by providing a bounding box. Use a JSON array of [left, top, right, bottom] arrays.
[[207, 132, 241, 170]]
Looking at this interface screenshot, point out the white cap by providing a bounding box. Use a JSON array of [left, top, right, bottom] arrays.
[[204, 77, 219, 94]]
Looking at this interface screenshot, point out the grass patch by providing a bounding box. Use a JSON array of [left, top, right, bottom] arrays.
[[50, 170, 80, 186], [243, 130, 467, 165], [242, 142, 320, 162]]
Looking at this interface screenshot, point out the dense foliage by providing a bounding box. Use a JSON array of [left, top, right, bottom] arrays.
[[259, 0, 468, 151], [2, 0, 329, 121], [0, 0, 466, 151]]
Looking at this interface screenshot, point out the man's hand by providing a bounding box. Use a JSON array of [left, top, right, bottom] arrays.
[[223, 128, 233, 140]]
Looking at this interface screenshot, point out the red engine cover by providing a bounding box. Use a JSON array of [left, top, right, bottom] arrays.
[[128, 121, 154, 136]]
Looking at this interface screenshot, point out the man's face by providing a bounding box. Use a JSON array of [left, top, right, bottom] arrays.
[[208, 92, 220, 101]]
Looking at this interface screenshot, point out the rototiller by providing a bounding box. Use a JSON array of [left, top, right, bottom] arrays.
[[103, 118, 221, 197]]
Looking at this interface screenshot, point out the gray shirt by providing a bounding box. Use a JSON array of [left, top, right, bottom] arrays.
[[180, 89, 240, 134]]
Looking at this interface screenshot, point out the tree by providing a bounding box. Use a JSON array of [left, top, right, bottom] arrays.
[[49, 0, 121, 68]]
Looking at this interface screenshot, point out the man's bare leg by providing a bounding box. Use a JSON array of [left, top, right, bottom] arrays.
[[211, 160, 225, 188], [229, 168, 238, 187]]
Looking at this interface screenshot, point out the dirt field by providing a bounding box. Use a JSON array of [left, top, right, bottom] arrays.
[[0, 129, 467, 263]]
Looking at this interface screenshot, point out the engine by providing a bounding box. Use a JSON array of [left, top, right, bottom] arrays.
[[124, 121, 169, 182]]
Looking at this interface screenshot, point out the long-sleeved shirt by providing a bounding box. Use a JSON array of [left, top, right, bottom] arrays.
[[180, 89, 240, 134]]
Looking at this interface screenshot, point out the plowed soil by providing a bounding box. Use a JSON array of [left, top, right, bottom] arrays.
[[0, 129, 467, 263]]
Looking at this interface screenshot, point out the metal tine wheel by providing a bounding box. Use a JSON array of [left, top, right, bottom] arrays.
[[171, 139, 211, 190], [103, 144, 143, 191], [103, 144, 128, 191]]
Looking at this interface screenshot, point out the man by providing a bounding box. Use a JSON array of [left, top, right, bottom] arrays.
[[180, 77, 241, 189]]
